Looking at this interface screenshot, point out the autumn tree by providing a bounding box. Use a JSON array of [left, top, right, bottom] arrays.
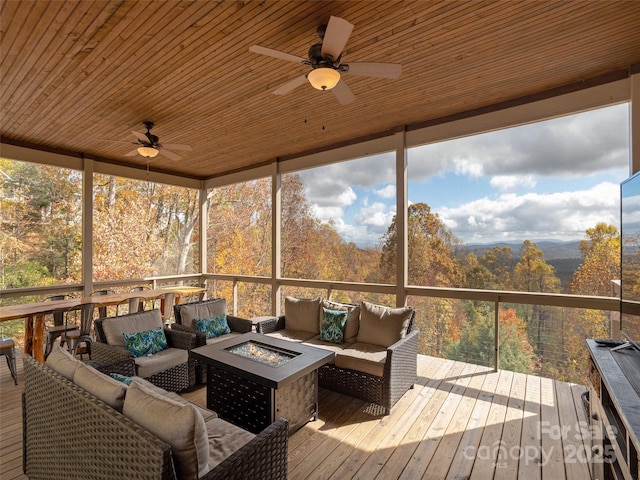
[[479, 246, 515, 289], [380, 202, 465, 356]]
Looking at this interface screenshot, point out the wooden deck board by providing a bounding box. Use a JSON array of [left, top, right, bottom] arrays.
[[0, 350, 592, 480]]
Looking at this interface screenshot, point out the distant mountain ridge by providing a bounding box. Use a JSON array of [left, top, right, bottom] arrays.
[[465, 240, 583, 287], [465, 240, 582, 260]]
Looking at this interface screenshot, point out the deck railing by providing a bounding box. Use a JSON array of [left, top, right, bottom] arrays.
[[0, 273, 619, 386]]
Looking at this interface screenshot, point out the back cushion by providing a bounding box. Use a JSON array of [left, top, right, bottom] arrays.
[[102, 309, 164, 347], [357, 301, 414, 348], [124, 381, 209, 479], [44, 345, 82, 380], [178, 299, 227, 330], [320, 299, 360, 342], [74, 363, 127, 412], [285, 296, 321, 333]]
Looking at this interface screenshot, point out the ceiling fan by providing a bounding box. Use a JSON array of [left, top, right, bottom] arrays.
[[250, 15, 402, 105], [124, 121, 192, 161]]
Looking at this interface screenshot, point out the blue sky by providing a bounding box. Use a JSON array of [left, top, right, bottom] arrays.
[[297, 103, 630, 247]]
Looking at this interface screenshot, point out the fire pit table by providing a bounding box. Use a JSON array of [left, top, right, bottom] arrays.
[[190, 332, 334, 434]]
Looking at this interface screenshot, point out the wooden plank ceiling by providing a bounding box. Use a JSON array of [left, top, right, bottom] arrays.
[[2, 0, 640, 180]]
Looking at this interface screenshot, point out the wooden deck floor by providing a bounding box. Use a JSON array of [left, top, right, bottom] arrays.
[[1, 350, 593, 479]]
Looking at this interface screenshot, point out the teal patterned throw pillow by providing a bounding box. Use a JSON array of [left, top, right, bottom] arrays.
[[320, 308, 348, 344], [193, 315, 231, 339], [123, 326, 168, 357], [109, 372, 133, 385]]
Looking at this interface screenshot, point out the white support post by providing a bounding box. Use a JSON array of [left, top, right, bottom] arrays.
[[272, 162, 282, 316], [82, 157, 94, 297], [631, 73, 640, 175], [199, 182, 208, 294], [395, 130, 408, 307]]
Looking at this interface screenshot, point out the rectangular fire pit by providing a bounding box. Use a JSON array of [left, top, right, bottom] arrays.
[[191, 333, 334, 434], [225, 340, 300, 367]]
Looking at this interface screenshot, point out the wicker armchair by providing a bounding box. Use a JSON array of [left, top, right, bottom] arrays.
[[92, 309, 196, 391], [172, 298, 253, 383], [256, 300, 418, 414]]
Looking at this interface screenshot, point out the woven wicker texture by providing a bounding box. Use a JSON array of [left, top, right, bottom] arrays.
[[23, 355, 176, 480], [207, 366, 316, 435]]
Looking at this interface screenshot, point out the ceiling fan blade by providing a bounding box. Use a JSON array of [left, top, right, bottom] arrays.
[[331, 79, 355, 105], [272, 74, 308, 95], [161, 143, 192, 151], [249, 45, 306, 64], [124, 149, 139, 157], [132, 130, 148, 143], [159, 149, 182, 161], [321, 16, 354, 60], [345, 62, 402, 79]]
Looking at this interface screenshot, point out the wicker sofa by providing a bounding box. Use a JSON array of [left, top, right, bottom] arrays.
[[255, 297, 418, 414], [22, 349, 288, 480]]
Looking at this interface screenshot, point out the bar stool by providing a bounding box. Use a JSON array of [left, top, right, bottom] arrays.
[[0, 338, 18, 385], [44, 294, 79, 358]]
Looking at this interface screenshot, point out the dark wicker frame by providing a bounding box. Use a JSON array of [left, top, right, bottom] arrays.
[[172, 298, 253, 383], [256, 309, 418, 414], [22, 355, 289, 480], [92, 313, 197, 392]]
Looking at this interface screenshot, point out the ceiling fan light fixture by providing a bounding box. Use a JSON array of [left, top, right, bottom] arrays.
[[137, 146, 159, 158], [308, 67, 340, 91]]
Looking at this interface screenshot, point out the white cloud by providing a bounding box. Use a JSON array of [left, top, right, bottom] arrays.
[[408, 103, 629, 181], [376, 184, 396, 199], [490, 174, 537, 191], [436, 182, 620, 243]]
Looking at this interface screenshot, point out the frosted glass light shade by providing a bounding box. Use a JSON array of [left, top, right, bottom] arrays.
[[307, 68, 341, 91], [137, 146, 159, 158]]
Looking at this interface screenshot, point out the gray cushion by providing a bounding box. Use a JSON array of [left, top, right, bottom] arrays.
[[129, 376, 218, 422], [264, 329, 316, 343], [335, 342, 387, 376], [204, 417, 255, 471], [320, 299, 360, 342], [356, 301, 413, 348], [74, 363, 127, 412], [102, 309, 164, 347], [284, 296, 321, 333], [205, 331, 243, 345], [178, 299, 227, 330], [124, 381, 209, 480], [45, 345, 82, 380], [134, 347, 189, 378]]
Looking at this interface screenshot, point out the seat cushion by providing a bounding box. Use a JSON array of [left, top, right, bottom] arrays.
[[134, 347, 189, 378], [102, 309, 164, 347], [335, 342, 387, 377], [74, 363, 127, 412], [204, 417, 255, 472], [44, 345, 82, 380], [357, 301, 413, 348], [264, 329, 316, 343], [205, 331, 244, 345], [178, 299, 227, 330], [124, 381, 209, 480], [303, 336, 350, 360], [320, 299, 360, 342], [284, 296, 321, 334]]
